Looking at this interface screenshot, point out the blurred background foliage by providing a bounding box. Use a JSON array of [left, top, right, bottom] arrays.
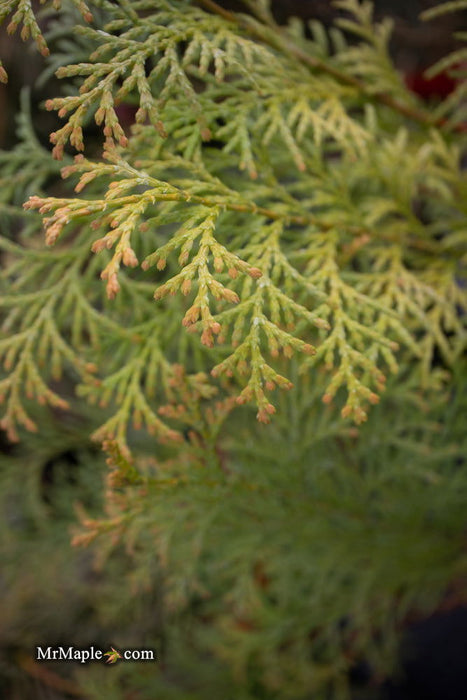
[[0, 362, 466, 699]]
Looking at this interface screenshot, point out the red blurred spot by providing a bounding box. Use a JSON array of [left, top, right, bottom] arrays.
[[405, 70, 457, 99]]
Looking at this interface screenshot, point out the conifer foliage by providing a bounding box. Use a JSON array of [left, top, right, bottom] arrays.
[[0, 1, 466, 698]]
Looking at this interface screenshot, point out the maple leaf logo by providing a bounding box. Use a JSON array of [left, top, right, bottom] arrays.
[[104, 647, 122, 664]]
